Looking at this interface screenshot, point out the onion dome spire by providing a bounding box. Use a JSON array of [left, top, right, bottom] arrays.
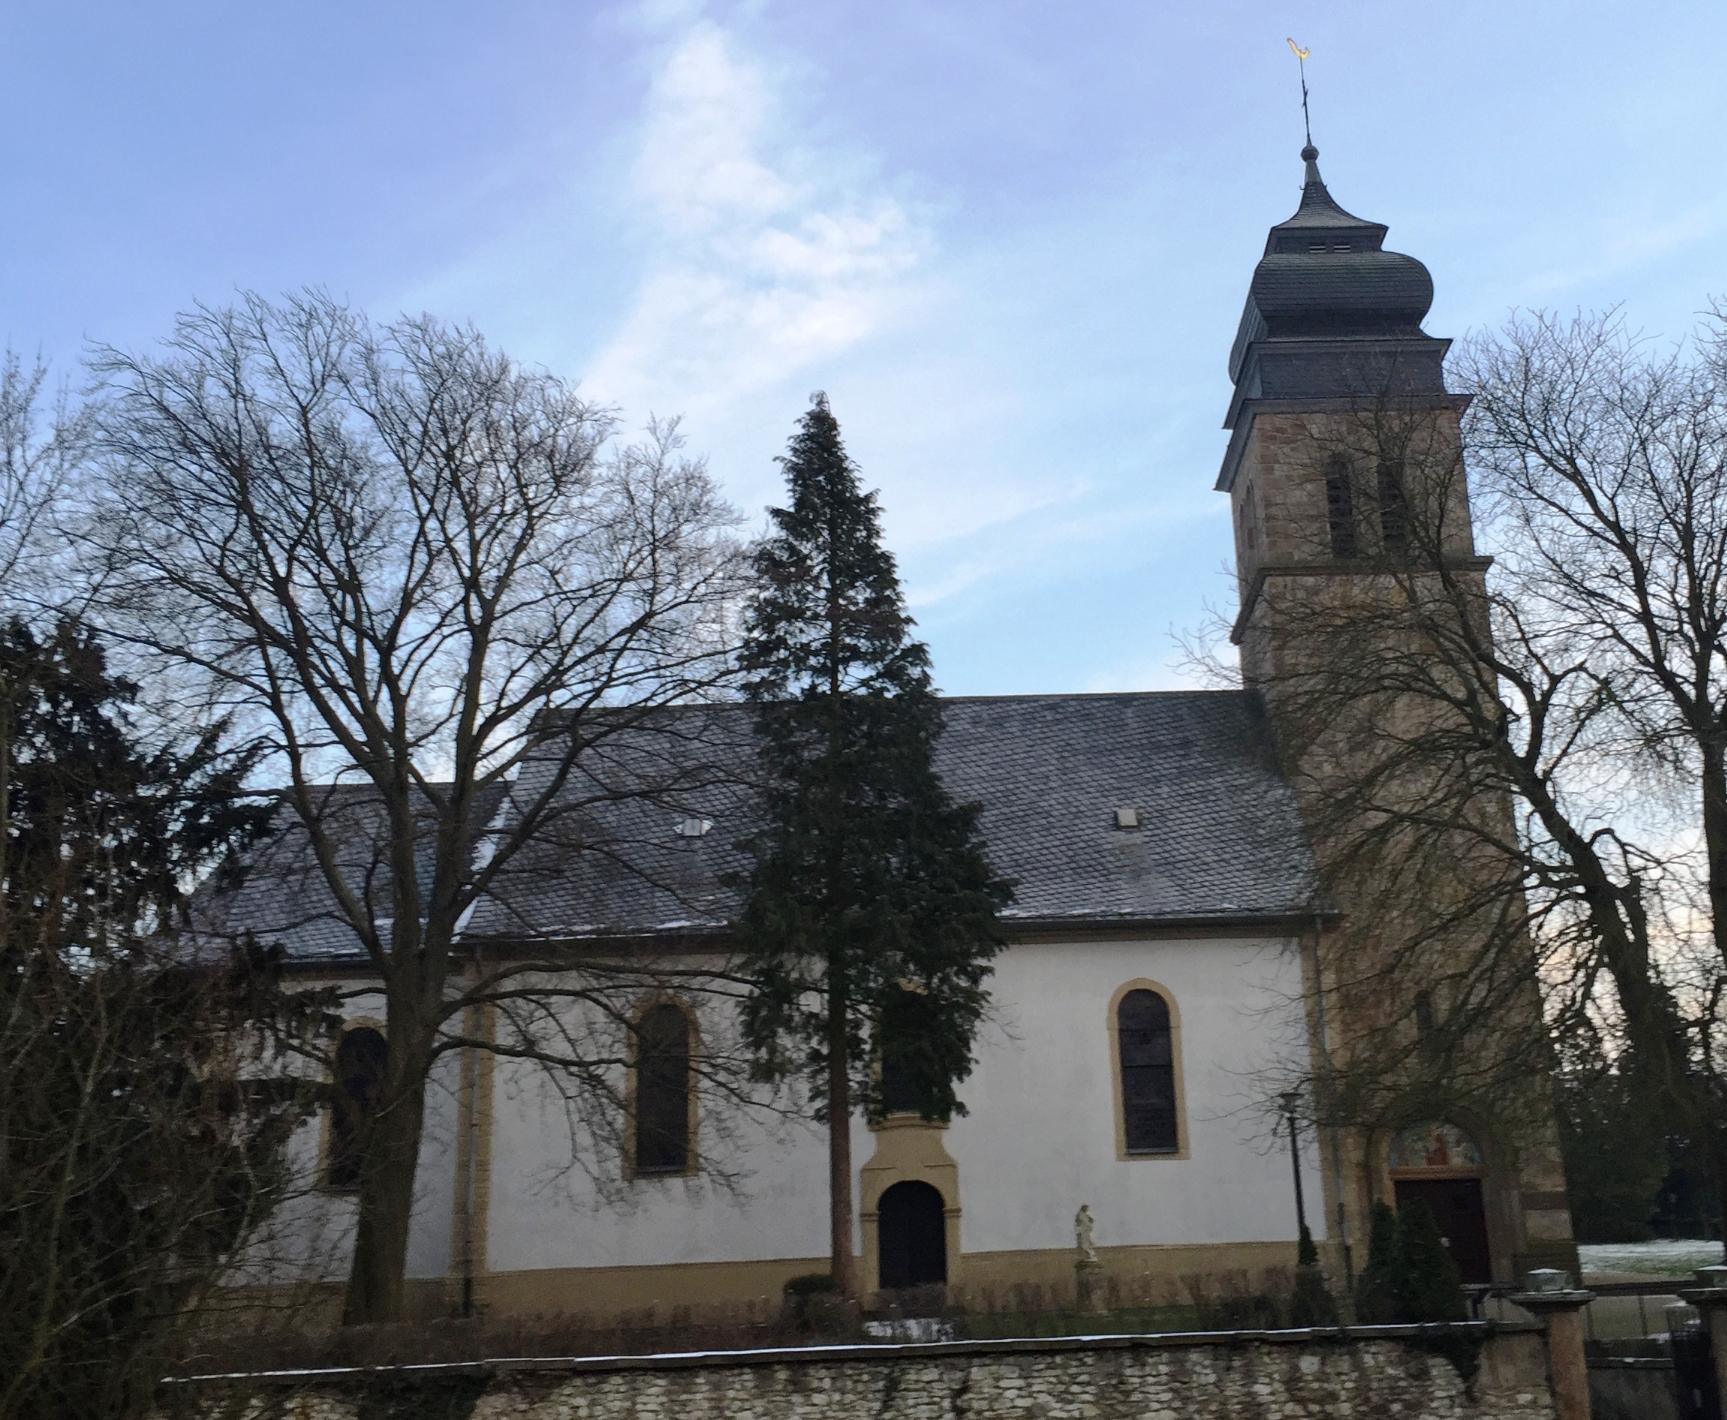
[[1224, 143, 1441, 396], [1217, 143, 1454, 488]]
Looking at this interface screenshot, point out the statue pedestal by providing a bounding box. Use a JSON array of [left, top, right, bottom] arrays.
[[1074, 1257, 1105, 1314]]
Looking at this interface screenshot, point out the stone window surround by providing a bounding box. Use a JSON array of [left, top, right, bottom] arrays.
[[1106, 978, 1190, 1162], [624, 994, 701, 1182]]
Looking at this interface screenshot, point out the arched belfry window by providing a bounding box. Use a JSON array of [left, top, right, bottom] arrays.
[[633, 1002, 693, 1175], [1377, 460, 1408, 552], [1239, 480, 1258, 554], [328, 1025, 387, 1190], [1324, 456, 1357, 558], [1116, 988, 1180, 1155]]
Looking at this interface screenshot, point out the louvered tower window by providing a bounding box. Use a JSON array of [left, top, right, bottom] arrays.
[[1378, 460, 1408, 552], [1324, 456, 1357, 558]]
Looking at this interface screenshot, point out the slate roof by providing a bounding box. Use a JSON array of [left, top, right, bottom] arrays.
[[211, 691, 1318, 963], [928, 691, 1316, 926], [190, 782, 506, 963]]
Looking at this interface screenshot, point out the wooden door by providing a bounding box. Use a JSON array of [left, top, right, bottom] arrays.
[[878, 1181, 947, 1291]]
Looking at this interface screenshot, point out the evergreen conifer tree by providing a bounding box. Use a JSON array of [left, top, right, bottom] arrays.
[[1287, 1221, 1338, 1327], [1393, 1199, 1467, 1323], [736, 394, 1014, 1297], [1, 618, 324, 1417], [1354, 1200, 1402, 1324]]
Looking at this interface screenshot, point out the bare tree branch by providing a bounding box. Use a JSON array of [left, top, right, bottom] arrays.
[[76, 292, 752, 1323]]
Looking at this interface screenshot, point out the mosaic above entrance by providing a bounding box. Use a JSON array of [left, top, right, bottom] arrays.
[[1389, 1121, 1483, 1172]]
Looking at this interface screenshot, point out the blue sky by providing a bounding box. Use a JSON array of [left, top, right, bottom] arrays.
[[5, 1, 1725, 695]]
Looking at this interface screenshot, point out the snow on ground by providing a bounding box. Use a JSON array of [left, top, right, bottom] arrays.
[[1580, 1240, 1723, 1279]]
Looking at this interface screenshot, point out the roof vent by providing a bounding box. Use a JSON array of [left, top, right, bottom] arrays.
[[1113, 806, 1140, 831], [674, 817, 714, 839]]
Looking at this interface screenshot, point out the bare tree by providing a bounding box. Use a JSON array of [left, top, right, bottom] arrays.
[[0, 348, 84, 604], [1, 350, 89, 953], [79, 292, 754, 1324], [1231, 307, 1727, 1232]]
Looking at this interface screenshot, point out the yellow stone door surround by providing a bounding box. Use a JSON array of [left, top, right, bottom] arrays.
[[858, 1115, 961, 1299]]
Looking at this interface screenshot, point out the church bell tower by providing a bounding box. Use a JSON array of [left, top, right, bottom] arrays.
[[1218, 144, 1578, 1285]]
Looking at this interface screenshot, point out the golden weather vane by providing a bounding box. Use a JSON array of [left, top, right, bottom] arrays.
[[1286, 37, 1313, 148]]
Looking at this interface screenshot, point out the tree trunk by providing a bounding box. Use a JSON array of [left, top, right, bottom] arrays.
[[1, 683, 13, 954], [826, 984, 856, 1299], [342, 1050, 429, 1326], [1700, 738, 1727, 978]]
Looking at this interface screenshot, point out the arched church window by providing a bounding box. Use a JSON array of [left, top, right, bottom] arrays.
[[1117, 988, 1180, 1154], [633, 1002, 693, 1175], [1324, 456, 1357, 558], [328, 1025, 387, 1190], [878, 984, 947, 1120], [1377, 460, 1408, 552]]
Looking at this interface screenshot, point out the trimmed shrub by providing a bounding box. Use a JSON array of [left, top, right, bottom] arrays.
[[1354, 1201, 1402, 1324], [781, 1273, 853, 1336], [1288, 1266, 1339, 1328]]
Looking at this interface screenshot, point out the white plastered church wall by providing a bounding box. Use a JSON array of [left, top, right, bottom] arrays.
[[948, 932, 1321, 1254], [230, 981, 462, 1286], [480, 956, 842, 1274], [477, 930, 1321, 1277]]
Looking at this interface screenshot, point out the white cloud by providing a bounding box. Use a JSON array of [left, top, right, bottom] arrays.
[[632, 22, 791, 228], [586, 13, 930, 420], [578, 3, 1210, 639]]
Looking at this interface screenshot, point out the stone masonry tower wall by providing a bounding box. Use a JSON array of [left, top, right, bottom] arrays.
[[1217, 145, 1576, 1285]]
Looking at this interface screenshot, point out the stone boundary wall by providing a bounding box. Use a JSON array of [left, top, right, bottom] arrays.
[[162, 1324, 1559, 1419]]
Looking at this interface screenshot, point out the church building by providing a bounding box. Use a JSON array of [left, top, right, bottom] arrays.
[[225, 143, 1577, 1320]]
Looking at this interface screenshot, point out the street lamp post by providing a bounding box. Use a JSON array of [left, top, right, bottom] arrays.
[[1280, 1089, 1309, 1250]]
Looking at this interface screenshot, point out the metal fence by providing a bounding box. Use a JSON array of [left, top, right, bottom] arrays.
[[1581, 1280, 1696, 1344], [1460, 1277, 1694, 1342]]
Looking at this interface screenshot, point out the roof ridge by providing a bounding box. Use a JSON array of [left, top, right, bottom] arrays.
[[531, 689, 1250, 720], [938, 688, 1245, 703]]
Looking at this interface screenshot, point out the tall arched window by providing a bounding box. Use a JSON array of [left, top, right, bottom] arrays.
[[633, 1003, 693, 1175], [1324, 456, 1357, 558], [1117, 989, 1179, 1155], [328, 1025, 387, 1190], [878, 985, 947, 1121]]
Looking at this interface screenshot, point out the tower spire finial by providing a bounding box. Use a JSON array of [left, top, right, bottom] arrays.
[[1286, 37, 1313, 153]]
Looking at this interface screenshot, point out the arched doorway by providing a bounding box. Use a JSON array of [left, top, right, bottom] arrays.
[[1389, 1121, 1492, 1283], [877, 1180, 947, 1291]]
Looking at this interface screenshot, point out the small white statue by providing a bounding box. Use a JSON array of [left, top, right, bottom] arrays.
[[1075, 1203, 1098, 1263]]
